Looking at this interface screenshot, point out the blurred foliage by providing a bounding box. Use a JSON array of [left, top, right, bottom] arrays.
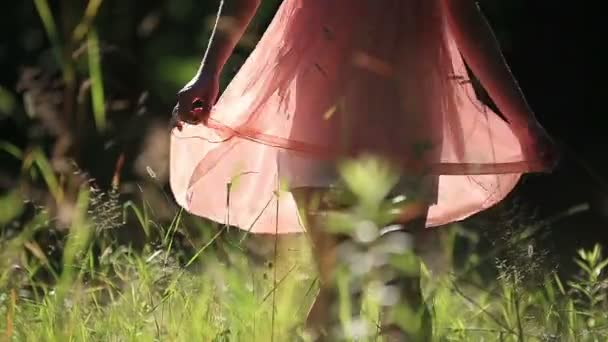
[[0, 0, 281, 195], [0, 152, 607, 340]]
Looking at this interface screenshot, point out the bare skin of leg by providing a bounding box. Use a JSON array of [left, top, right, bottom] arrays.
[[292, 187, 433, 341], [292, 187, 341, 339]]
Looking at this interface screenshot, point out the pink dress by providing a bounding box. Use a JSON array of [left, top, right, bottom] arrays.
[[170, 0, 546, 234]]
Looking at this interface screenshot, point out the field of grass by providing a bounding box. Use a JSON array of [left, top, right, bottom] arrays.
[[2, 153, 608, 341]]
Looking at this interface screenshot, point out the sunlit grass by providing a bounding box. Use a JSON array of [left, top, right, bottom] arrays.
[[87, 29, 107, 133], [2, 150, 608, 341], [1, 231, 315, 341]]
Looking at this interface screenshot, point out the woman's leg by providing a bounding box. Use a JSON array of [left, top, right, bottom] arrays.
[[291, 187, 342, 339], [381, 205, 433, 341], [293, 186, 433, 341]]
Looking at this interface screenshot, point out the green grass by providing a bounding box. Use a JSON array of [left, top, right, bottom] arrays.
[[87, 29, 107, 133], [0, 169, 316, 341], [1, 232, 315, 341], [2, 153, 608, 341]]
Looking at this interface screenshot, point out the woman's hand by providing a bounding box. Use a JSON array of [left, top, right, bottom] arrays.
[[513, 120, 559, 171], [171, 71, 220, 130], [169, 0, 260, 130]]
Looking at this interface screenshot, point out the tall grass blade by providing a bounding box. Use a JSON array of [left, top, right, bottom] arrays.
[[0, 141, 23, 160], [33, 0, 72, 82], [72, 0, 103, 42], [87, 29, 106, 132]]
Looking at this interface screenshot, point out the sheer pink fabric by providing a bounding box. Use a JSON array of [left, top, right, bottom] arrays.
[[170, 0, 546, 234]]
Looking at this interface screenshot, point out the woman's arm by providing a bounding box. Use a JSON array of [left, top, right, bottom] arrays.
[[442, 0, 535, 129], [200, 0, 261, 74], [175, 0, 261, 124]]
